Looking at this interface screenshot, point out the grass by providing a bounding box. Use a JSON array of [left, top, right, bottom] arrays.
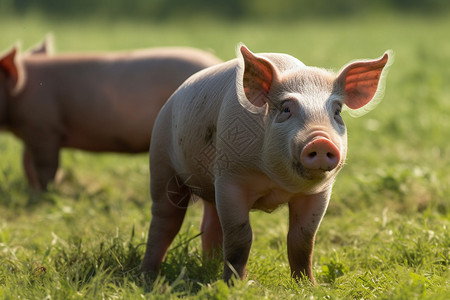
[[1, 12, 449, 299]]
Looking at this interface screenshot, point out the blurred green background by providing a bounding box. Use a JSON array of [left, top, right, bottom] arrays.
[[2, 0, 450, 21], [1, 1, 449, 299]]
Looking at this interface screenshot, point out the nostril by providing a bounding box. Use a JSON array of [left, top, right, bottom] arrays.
[[308, 152, 317, 158], [300, 137, 340, 171]]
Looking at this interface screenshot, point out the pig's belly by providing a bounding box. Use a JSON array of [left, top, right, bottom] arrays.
[[63, 129, 149, 153], [175, 172, 216, 203], [251, 188, 292, 212]]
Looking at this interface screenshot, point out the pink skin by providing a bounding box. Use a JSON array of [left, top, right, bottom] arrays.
[[0, 44, 221, 190], [142, 45, 391, 284], [201, 200, 223, 258], [300, 136, 340, 171]]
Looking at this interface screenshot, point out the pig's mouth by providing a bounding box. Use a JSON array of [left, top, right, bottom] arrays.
[[292, 162, 330, 180]]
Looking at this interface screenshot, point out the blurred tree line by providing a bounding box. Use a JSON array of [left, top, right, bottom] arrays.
[[2, 0, 450, 21]]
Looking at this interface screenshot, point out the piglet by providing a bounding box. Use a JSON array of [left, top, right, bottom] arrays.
[[0, 43, 221, 190], [142, 45, 391, 283]]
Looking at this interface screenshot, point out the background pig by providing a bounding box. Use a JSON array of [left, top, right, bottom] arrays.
[[142, 45, 391, 283], [0, 44, 221, 190]]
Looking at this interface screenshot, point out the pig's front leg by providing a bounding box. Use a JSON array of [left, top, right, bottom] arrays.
[[26, 137, 61, 191], [287, 188, 331, 284], [215, 176, 252, 283]]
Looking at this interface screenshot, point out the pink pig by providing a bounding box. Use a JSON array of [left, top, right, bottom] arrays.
[[142, 45, 391, 283], [0, 43, 221, 190]]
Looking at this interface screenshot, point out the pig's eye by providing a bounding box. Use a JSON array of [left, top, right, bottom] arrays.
[[334, 105, 344, 125], [276, 102, 292, 123], [334, 107, 341, 116]]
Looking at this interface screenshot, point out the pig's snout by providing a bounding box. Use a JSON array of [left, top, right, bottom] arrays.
[[300, 138, 340, 171]]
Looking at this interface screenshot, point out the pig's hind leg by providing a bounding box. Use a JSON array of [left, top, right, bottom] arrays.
[[142, 172, 190, 275], [201, 200, 223, 259]]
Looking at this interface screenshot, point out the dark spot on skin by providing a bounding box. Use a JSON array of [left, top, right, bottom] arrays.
[[226, 245, 250, 267], [225, 222, 252, 266], [178, 137, 183, 145], [204, 125, 216, 144]]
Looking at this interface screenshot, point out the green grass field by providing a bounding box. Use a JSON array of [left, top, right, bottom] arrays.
[[1, 13, 449, 299]]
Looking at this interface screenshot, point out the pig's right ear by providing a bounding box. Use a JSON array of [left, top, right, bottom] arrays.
[[0, 47, 25, 95], [239, 45, 278, 107]]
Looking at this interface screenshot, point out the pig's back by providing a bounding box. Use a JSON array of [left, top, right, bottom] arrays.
[[153, 60, 238, 181], [20, 48, 221, 153]]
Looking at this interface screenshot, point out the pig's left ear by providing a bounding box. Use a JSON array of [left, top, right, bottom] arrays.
[[240, 45, 279, 107], [0, 47, 25, 95], [336, 51, 393, 114]]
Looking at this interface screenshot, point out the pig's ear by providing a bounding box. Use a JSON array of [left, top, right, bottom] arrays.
[[0, 47, 25, 95], [240, 45, 278, 107], [337, 51, 393, 115], [28, 34, 54, 56]]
